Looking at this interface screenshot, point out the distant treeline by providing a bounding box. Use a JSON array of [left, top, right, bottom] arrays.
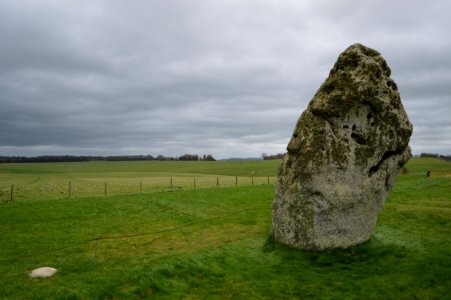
[[419, 153, 451, 161], [262, 153, 285, 160], [0, 154, 216, 163]]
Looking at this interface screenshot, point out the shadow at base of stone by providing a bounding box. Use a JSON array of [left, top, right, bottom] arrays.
[[261, 234, 407, 266]]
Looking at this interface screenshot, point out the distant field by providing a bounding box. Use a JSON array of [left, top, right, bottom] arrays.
[[0, 157, 448, 202], [0, 159, 281, 176], [0, 160, 281, 201], [0, 157, 450, 298]]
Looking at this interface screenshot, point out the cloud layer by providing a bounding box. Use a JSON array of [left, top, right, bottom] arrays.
[[1, 0, 450, 158]]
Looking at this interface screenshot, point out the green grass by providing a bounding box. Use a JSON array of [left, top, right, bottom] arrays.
[[402, 157, 451, 174], [0, 158, 450, 299], [0, 160, 280, 201], [0, 160, 281, 176]]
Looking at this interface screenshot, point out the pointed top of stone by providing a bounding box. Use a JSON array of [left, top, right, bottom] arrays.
[[330, 43, 390, 77]]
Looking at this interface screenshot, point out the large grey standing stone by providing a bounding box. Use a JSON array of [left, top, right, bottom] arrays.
[[271, 43, 413, 250]]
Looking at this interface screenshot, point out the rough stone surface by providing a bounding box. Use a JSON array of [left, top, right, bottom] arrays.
[[29, 267, 57, 278], [271, 43, 412, 250]]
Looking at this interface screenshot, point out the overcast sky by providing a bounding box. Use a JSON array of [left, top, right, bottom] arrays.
[[1, 0, 450, 159]]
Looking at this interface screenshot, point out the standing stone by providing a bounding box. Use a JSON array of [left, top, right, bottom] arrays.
[[271, 43, 412, 250]]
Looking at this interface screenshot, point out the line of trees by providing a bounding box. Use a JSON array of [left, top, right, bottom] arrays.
[[420, 153, 451, 161], [0, 154, 216, 163], [179, 154, 216, 161], [261, 153, 285, 160]]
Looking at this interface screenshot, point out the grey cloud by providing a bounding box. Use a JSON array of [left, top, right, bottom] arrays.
[[1, 0, 450, 158]]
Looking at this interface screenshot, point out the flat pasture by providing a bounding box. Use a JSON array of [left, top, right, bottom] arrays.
[[0, 160, 280, 201], [0, 158, 450, 299]]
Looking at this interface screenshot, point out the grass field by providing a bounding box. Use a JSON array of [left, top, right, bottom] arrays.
[[0, 160, 280, 202], [0, 158, 450, 299]]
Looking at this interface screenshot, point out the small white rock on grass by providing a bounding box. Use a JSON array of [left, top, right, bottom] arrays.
[[29, 267, 57, 278]]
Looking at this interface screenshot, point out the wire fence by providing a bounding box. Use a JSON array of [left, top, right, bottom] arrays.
[[0, 176, 276, 202]]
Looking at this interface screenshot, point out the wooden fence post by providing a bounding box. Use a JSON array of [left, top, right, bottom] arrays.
[[267, 176, 270, 184], [252, 176, 254, 185], [104, 182, 107, 196], [68, 181, 72, 198], [217, 176, 219, 187], [170, 177, 173, 188], [194, 178, 196, 188], [235, 176, 238, 186]]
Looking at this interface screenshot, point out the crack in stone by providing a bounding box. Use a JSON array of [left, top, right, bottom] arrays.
[[368, 150, 403, 177]]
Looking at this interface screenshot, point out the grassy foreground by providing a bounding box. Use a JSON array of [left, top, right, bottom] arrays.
[[0, 158, 450, 299]]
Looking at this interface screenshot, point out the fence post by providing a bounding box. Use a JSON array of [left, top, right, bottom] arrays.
[[104, 182, 107, 196], [217, 176, 219, 187], [194, 178, 196, 188], [252, 176, 254, 185], [267, 176, 270, 184], [68, 181, 72, 198], [235, 176, 238, 186], [170, 177, 173, 188], [10, 184, 14, 201]]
